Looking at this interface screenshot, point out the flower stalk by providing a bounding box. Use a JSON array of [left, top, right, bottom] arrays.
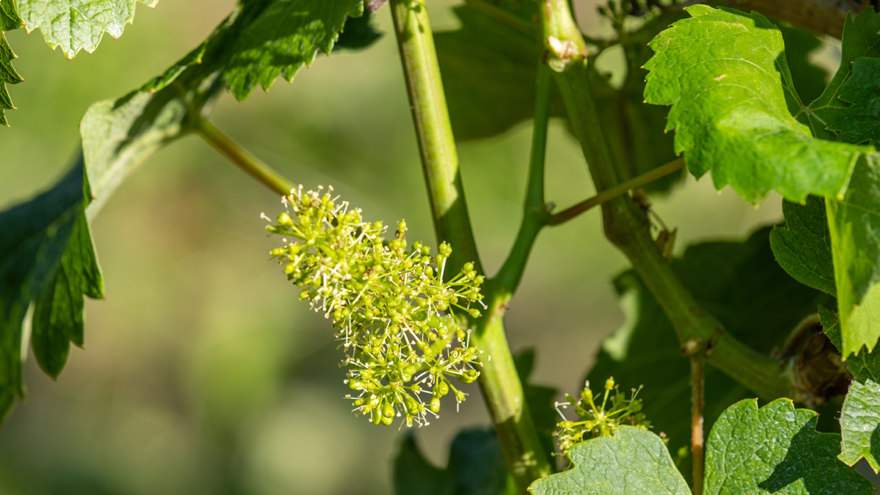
[[390, 0, 552, 490]]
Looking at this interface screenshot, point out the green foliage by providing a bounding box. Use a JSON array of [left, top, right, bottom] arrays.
[[839, 379, 880, 473], [434, 5, 565, 141], [826, 156, 880, 355], [393, 428, 516, 495], [808, 8, 880, 139], [0, 31, 20, 126], [530, 399, 874, 494], [643, 5, 869, 204], [17, 0, 157, 58], [589, 228, 831, 460], [827, 57, 880, 146], [0, 162, 102, 423], [222, 0, 363, 100], [770, 197, 836, 296], [265, 187, 485, 425], [529, 426, 690, 495], [820, 309, 880, 473], [434, 5, 683, 192], [704, 399, 874, 494]]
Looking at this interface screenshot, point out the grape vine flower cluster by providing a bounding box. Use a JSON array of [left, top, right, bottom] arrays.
[[554, 377, 650, 454], [263, 185, 487, 427]]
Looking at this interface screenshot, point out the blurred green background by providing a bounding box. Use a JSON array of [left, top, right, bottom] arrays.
[[0, 1, 851, 494]]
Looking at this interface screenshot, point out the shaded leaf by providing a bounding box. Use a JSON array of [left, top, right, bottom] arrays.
[[435, 5, 565, 141], [589, 228, 832, 462], [643, 5, 869, 203], [528, 426, 690, 495], [0, 31, 21, 126], [436, 6, 683, 191], [704, 398, 873, 494], [17, 0, 158, 58], [778, 24, 828, 106], [770, 196, 835, 296], [0, 161, 102, 422], [809, 9, 880, 139], [826, 155, 880, 355], [393, 428, 516, 495], [333, 8, 382, 51], [222, 0, 363, 100], [820, 307, 880, 473], [827, 57, 880, 147]]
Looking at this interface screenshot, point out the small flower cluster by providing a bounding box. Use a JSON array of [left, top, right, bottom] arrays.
[[553, 377, 650, 454], [263, 185, 486, 427]]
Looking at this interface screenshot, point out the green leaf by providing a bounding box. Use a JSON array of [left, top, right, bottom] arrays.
[[839, 379, 880, 473], [528, 426, 690, 495], [16, 0, 158, 58], [435, 5, 566, 141], [827, 57, 880, 147], [643, 5, 869, 204], [0, 161, 103, 421], [809, 9, 880, 138], [0, 0, 24, 31], [393, 428, 516, 495], [770, 196, 835, 296], [592, 12, 684, 193], [333, 8, 382, 51], [589, 228, 832, 461], [820, 308, 880, 473], [704, 398, 874, 494], [0, 31, 22, 126], [826, 155, 880, 355], [778, 24, 828, 106], [222, 0, 364, 100]]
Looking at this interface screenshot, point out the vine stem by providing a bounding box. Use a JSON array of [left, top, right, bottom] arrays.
[[690, 353, 705, 495], [196, 118, 294, 195], [548, 157, 685, 226], [539, 0, 793, 400], [389, 1, 551, 491]]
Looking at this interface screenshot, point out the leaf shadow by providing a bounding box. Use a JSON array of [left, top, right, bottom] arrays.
[[757, 424, 872, 494]]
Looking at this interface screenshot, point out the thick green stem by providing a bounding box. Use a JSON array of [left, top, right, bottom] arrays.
[[548, 157, 685, 226], [196, 118, 294, 196], [390, 1, 551, 491], [539, 0, 793, 400], [492, 62, 553, 300]]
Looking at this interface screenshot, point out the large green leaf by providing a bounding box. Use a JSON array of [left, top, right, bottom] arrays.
[[770, 197, 836, 296], [588, 228, 832, 462], [820, 57, 880, 355], [528, 426, 690, 495], [16, 0, 158, 58], [0, 161, 102, 422], [704, 399, 874, 494], [825, 155, 880, 356], [222, 0, 363, 100], [643, 5, 869, 204], [393, 428, 516, 495]]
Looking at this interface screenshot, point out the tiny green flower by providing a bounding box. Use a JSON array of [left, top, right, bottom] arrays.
[[263, 185, 486, 427], [553, 378, 651, 455]]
